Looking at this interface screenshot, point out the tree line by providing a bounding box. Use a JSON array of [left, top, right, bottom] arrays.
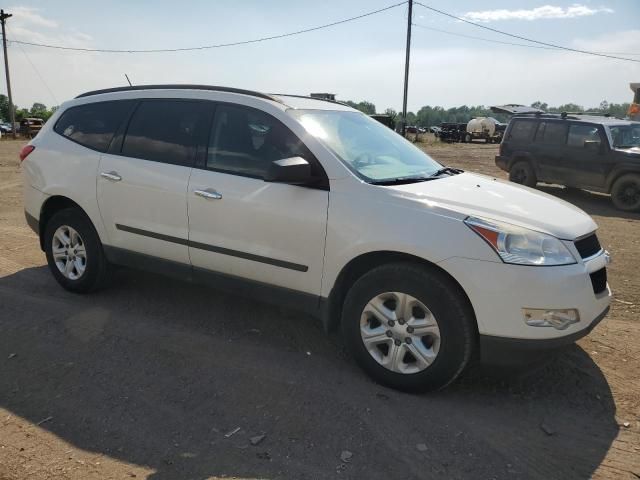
[[0, 94, 58, 123], [0, 93, 631, 127], [345, 99, 632, 126]]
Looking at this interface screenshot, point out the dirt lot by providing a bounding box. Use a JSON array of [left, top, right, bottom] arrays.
[[0, 138, 638, 479]]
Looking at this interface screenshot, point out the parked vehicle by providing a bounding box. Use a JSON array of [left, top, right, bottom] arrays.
[[429, 126, 441, 135], [21, 85, 611, 392], [438, 122, 467, 143], [20, 117, 44, 138], [496, 112, 640, 211], [369, 114, 395, 130], [465, 117, 504, 144], [405, 125, 418, 134], [0, 122, 12, 134]]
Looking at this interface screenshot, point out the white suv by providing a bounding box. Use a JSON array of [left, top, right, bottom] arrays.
[[21, 85, 611, 391]]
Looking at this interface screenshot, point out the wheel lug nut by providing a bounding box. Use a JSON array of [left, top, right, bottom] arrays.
[[388, 320, 395, 327], [385, 330, 393, 337], [406, 326, 414, 334], [405, 337, 412, 344], [394, 339, 401, 346], [398, 318, 405, 325]]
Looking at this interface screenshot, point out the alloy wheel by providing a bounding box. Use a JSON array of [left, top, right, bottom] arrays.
[[360, 292, 441, 374], [52, 225, 87, 280]]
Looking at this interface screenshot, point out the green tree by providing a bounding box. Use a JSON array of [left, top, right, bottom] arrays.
[[344, 100, 376, 115]]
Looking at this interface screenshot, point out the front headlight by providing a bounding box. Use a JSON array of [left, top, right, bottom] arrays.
[[464, 216, 576, 266]]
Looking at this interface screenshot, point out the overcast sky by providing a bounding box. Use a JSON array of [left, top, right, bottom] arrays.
[[3, 0, 639, 112]]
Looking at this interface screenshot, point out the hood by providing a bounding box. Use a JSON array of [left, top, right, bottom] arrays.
[[386, 172, 597, 240]]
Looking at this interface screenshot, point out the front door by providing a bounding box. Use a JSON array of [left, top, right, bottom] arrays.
[[187, 103, 329, 296], [561, 123, 608, 189]]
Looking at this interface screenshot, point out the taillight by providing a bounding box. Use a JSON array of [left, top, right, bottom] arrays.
[[19, 145, 35, 162]]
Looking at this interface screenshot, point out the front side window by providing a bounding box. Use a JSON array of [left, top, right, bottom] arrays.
[[122, 100, 210, 166], [608, 124, 640, 148], [207, 104, 312, 179], [290, 109, 441, 182], [567, 124, 601, 148], [509, 120, 537, 142], [54, 100, 134, 152], [535, 122, 567, 145]]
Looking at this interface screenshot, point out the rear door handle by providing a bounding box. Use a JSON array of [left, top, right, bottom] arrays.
[[100, 171, 122, 182], [194, 189, 222, 200]]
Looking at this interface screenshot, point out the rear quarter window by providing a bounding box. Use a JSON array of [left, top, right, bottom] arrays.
[[54, 100, 134, 152], [508, 120, 537, 142]]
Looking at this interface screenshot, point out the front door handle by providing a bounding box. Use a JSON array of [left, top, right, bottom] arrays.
[[194, 189, 222, 200], [100, 171, 122, 182]]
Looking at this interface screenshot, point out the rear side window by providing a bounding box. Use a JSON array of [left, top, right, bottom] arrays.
[[54, 101, 134, 152], [508, 120, 537, 142], [567, 124, 601, 148], [535, 122, 567, 145], [207, 104, 312, 179], [122, 100, 211, 167]]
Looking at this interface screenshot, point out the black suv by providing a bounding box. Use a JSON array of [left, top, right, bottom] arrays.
[[496, 113, 640, 211]]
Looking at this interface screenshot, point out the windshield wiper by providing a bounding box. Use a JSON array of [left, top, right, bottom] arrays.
[[370, 167, 464, 186], [429, 167, 463, 177], [370, 176, 438, 186]]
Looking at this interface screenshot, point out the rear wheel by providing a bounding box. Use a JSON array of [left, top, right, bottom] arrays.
[[341, 263, 476, 392], [44, 208, 111, 293], [509, 160, 537, 188], [611, 174, 640, 211], [464, 133, 472, 143]]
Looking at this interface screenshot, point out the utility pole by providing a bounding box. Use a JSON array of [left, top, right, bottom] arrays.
[[401, 0, 413, 137], [0, 10, 16, 139]]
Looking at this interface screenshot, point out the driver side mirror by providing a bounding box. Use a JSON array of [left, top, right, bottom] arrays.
[[264, 156, 312, 185]]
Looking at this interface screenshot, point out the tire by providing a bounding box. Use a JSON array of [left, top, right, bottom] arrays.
[[611, 173, 640, 212], [509, 160, 537, 188], [464, 133, 472, 143], [341, 262, 476, 392], [43, 207, 111, 293]]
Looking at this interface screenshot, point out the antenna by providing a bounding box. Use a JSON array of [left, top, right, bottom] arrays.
[[124, 74, 133, 86]]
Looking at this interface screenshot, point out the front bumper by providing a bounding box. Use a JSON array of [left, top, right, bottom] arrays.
[[479, 305, 609, 365], [438, 250, 611, 364]]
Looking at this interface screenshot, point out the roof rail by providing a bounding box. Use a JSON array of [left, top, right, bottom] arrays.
[[270, 93, 352, 108], [75, 84, 283, 103]]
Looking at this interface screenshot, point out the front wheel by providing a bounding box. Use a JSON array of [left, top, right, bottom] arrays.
[[464, 133, 472, 143], [341, 263, 476, 392], [611, 174, 640, 212], [44, 208, 111, 293]]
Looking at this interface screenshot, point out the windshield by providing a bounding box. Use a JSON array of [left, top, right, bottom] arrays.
[[290, 110, 442, 182], [609, 124, 640, 148]]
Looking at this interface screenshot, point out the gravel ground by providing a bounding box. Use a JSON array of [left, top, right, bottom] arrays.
[[0, 138, 638, 479]]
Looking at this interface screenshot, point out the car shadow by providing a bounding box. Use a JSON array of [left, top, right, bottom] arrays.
[[538, 184, 640, 221], [0, 265, 619, 479]]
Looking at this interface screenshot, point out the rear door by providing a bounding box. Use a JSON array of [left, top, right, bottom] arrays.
[[97, 99, 211, 264], [187, 103, 329, 296]]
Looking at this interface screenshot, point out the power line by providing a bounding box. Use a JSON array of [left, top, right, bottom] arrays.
[[3, 2, 406, 54], [414, 2, 640, 63], [412, 22, 640, 55], [13, 35, 58, 104]]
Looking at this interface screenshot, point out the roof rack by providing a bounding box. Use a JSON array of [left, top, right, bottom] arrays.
[[75, 84, 283, 103]]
